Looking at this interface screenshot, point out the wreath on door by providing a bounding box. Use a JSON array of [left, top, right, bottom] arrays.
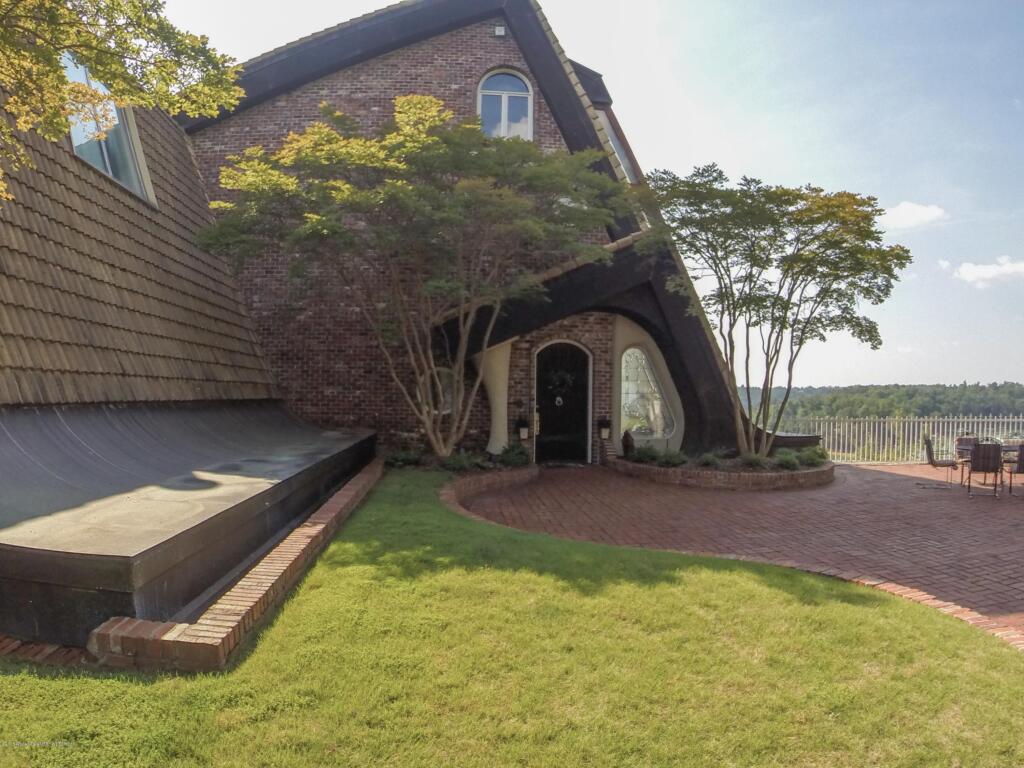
[[544, 371, 576, 399]]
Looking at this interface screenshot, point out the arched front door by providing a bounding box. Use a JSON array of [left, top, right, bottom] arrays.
[[535, 342, 591, 463]]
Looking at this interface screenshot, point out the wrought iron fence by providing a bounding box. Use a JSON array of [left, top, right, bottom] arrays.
[[780, 415, 1024, 464]]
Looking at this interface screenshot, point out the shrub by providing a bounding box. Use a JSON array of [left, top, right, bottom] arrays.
[[629, 445, 662, 464], [441, 451, 483, 473], [740, 453, 767, 470], [798, 446, 829, 468], [385, 449, 425, 469], [656, 450, 688, 468], [773, 449, 800, 471], [696, 452, 722, 469], [711, 446, 734, 459], [498, 443, 530, 467]]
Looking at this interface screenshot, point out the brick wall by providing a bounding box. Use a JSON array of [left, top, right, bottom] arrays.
[[507, 312, 615, 463], [190, 18, 607, 448]]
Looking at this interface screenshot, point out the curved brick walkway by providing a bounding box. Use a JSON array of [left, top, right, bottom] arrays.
[[465, 464, 1024, 635]]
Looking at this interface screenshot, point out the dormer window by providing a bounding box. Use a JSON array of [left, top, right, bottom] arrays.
[[63, 57, 152, 201], [478, 71, 533, 140]]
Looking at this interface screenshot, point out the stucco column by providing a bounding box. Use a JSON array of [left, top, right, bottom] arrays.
[[475, 341, 514, 455]]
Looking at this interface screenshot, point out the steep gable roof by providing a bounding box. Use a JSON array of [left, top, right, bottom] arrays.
[[179, 0, 630, 188]]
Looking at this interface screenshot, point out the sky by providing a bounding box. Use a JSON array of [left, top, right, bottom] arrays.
[[163, 0, 1024, 387]]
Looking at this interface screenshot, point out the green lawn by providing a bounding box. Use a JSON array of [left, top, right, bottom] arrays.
[[3, 470, 1024, 767]]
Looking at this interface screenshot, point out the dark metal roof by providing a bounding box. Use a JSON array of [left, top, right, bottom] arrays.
[[569, 60, 612, 107]]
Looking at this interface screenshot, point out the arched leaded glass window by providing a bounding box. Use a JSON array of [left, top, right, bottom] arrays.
[[621, 347, 676, 439], [478, 71, 533, 140]]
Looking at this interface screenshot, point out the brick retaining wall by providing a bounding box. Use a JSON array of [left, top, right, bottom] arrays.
[[85, 459, 385, 671], [606, 457, 835, 490]]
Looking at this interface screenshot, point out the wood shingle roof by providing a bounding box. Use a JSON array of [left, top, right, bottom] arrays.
[[0, 107, 274, 406]]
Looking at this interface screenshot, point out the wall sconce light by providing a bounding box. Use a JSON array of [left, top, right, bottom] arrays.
[[515, 417, 530, 441], [598, 418, 612, 440]]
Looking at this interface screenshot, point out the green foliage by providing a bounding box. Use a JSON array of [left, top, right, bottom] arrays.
[[656, 450, 688, 468], [740, 453, 768, 470], [745, 382, 1024, 420], [772, 449, 801, 471], [385, 449, 426, 469], [798, 446, 829, 468], [203, 95, 627, 459], [0, 0, 242, 200], [441, 451, 488, 473], [697, 452, 723, 468], [643, 164, 912, 456], [628, 446, 688, 467], [498, 443, 531, 468], [628, 445, 662, 464]]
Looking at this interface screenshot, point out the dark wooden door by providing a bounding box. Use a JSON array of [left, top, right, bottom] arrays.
[[535, 343, 590, 463]]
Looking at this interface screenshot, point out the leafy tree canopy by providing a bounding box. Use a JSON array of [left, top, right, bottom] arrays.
[[746, 382, 1024, 420], [203, 95, 626, 457], [0, 0, 243, 199], [644, 164, 912, 455]]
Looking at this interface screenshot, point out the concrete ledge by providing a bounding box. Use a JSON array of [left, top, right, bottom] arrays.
[[606, 457, 835, 491], [83, 458, 385, 672], [440, 466, 540, 523]]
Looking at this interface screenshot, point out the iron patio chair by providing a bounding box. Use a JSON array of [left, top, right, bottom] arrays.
[[967, 442, 1003, 498], [1007, 444, 1023, 497], [923, 435, 958, 485]]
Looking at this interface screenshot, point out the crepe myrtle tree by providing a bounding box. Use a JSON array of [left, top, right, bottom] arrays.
[[202, 96, 626, 458], [643, 164, 912, 457], [0, 0, 242, 201]]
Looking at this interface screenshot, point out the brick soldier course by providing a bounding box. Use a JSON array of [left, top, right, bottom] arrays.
[[465, 463, 1024, 648]]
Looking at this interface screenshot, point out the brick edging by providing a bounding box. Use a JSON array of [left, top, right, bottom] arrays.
[[707, 553, 1024, 652], [440, 466, 541, 523], [84, 458, 386, 671], [606, 457, 835, 491]]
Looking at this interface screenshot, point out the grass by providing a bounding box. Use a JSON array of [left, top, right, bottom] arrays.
[[3, 469, 1024, 766]]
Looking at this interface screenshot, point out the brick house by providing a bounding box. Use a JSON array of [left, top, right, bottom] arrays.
[[0, 0, 790, 647], [181, 0, 747, 463]]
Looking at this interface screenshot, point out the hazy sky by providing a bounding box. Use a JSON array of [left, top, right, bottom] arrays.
[[164, 0, 1024, 386]]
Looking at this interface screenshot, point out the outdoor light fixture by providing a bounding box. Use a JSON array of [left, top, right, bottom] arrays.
[[598, 418, 612, 440], [515, 417, 530, 440]]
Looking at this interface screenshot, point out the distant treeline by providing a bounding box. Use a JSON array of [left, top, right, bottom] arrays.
[[742, 382, 1024, 419]]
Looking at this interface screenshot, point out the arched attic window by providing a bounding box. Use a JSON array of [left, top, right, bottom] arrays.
[[478, 70, 533, 140]]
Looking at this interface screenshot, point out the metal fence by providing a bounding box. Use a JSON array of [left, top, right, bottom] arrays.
[[780, 415, 1024, 464]]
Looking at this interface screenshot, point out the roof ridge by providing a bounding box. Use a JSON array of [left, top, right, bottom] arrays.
[[240, 0, 428, 72]]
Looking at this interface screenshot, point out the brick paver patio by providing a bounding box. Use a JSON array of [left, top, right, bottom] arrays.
[[466, 464, 1024, 631]]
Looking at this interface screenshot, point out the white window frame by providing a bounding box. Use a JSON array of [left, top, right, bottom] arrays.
[[63, 57, 156, 205], [477, 69, 534, 141]]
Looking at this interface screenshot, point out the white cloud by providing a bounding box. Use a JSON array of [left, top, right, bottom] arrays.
[[953, 255, 1024, 289], [880, 201, 948, 231], [937, 259, 951, 271]]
